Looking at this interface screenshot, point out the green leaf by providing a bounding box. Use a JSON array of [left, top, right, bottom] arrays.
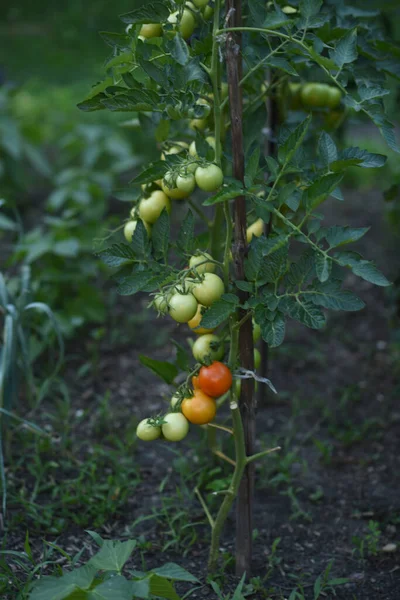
[[245, 146, 260, 187], [266, 57, 298, 77], [314, 253, 331, 283], [89, 540, 137, 572], [285, 250, 315, 288], [176, 210, 195, 256], [99, 32, 131, 50], [245, 236, 289, 284], [148, 574, 180, 600], [318, 132, 338, 166], [151, 563, 199, 583], [278, 115, 312, 165], [331, 29, 358, 68], [97, 244, 136, 268], [29, 566, 96, 600], [0, 213, 18, 231], [130, 220, 151, 258], [200, 294, 239, 329], [277, 182, 298, 208], [299, 0, 322, 18], [263, 11, 293, 30], [152, 209, 170, 261], [281, 296, 326, 329], [87, 576, 132, 600], [131, 579, 150, 599], [336, 252, 391, 287], [116, 271, 155, 296], [119, 3, 170, 24], [131, 161, 169, 185], [303, 173, 344, 211], [330, 147, 386, 171], [323, 226, 369, 248], [169, 35, 189, 65], [139, 355, 178, 385], [308, 280, 365, 311], [254, 306, 286, 348], [202, 181, 244, 206]]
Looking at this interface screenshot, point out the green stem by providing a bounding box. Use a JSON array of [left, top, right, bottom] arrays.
[[187, 198, 212, 227]]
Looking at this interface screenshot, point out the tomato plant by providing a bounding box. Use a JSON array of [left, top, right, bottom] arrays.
[[181, 389, 217, 424], [81, 0, 396, 576]]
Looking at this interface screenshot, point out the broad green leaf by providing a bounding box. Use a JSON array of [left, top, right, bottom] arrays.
[[151, 563, 199, 583], [148, 574, 180, 600], [200, 295, 239, 329], [336, 252, 391, 287], [139, 355, 178, 385], [87, 576, 132, 600], [29, 566, 96, 600], [116, 271, 155, 296], [317, 132, 337, 166], [281, 296, 326, 329], [130, 161, 169, 185], [152, 209, 170, 262], [176, 210, 195, 256], [331, 29, 358, 68], [131, 578, 150, 599], [323, 226, 369, 248], [330, 147, 386, 171], [97, 244, 136, 268], [308, 280, 365, 311], [299, 0, 322, 18], [169, 34, 190, 66], [263, 11, 293, 30], [89, 540, 136, 573], [303, 173, 343, 211], [278, 115, 312, 165], [358, 84, 390, 102], [314, 253, 331, 283], [202, 181, 244, 206], [130, 219, 151, 258], [119, 3, 170, 24]]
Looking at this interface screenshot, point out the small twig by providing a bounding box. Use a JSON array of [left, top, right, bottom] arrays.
[[246, 446, 281, 465], [207, 422, 233, 435], [213, 449, 236, 467], [194, 486, 215, 528]]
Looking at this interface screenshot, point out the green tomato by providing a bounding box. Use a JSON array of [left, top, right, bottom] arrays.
[[203, 4, 213, 19], [140, 23, 163, 38], [162, 172, 195, 199], [300, 83, 331, 109], [253, 321, 261, 343], [161, 141, 189, 160], [189, 118, 208, 131], [192, 273, 224, 307], [288, 82, 303, 110], [326, 86, 342, 109], [192, 0, 209, 7], [139, 190, 171, 224], [162, 413, 189, 441], [154, 293, 169, 315], [189, 252, 215, 274], [136, 419, 161, 441], [168, 8, 196, 40], [192, 334, 224, 364], [124, 219, 151, 242], [168, 292, 198, 323], [246, 218, 264, 243], [170, 393, 181, 410], [195, 164, 224, 192]]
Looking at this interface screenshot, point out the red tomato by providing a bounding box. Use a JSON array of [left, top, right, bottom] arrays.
[[198, 361, 232, 397]]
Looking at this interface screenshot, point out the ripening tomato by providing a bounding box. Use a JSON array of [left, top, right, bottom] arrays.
[[192, 333, 224, 363], [188, 303, 214, 335], [195, 164, 224, 192], [191, 273, 224, 307], [189, 252, 215, 274], [181, 389, 216, 424], [168, 292, 198, 323], [300, 83, 330, 109], [246, 218, 264, 243], [162, 413, 189, 441], [167, 8, 196, 40], [139, 190, 171, 224], [254, 348, 261, 370], [124, 219, 151, 242], [162, 172, 195, 199], [140, 23, 163, 38], [198, 361, 232, 397], [136, 419, 161, 441]]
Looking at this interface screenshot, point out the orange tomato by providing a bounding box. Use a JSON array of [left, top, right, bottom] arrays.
[[181, 389, 216, 424], [198, 361, 232, 397], [192, 375, 201, 389]]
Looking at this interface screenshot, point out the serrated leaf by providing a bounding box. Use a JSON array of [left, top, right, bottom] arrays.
[[245, 146, 260, 187], [139, 355, 178, 385], [200, 294, 239, 329], [202, 181, 244, 206], [299, 0, 322, 18], [152, 209, 170, 261], [151, 563, 199, 583], [99, 32, 131, 50], [176, 210, 195, 256], [324, 226, 369, 248], [266, 57, 298, 77], [336, 252, 391, 286], [131, 161, 169, 185], [285, 250, 315, 288], [119, 3, 170, 24], [254, 306, 286, 348], [314, 253, 331, 283], [331, 29, 358, 68], [245, 236, 289, 284], [97, 244, 136, 268], [318, 132, 338, 165], [89, 540, 136, 573], [130, 219, 151, 258], [308, 280, 365, 311], [263, 11, 293, 30], [304, 173, 343, 211], [117, 271, 155, 296], [358, 84, 390, 102], [281, 296, 326, 329], [330, 147, 386, 171], [278, 115, 312, 165], [169, 34, 190, 65]]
